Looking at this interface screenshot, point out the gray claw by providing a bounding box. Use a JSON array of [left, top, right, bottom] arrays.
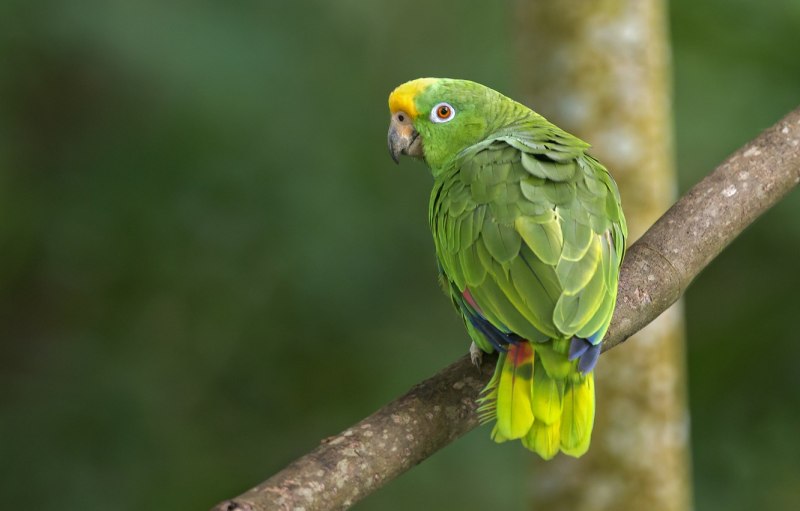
[[469, 342, 483, 368]]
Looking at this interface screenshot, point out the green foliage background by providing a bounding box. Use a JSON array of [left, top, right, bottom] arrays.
[[1, 1, 799, 509]]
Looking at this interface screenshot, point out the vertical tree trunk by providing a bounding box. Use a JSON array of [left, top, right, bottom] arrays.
[[514, 1, 692, 510]]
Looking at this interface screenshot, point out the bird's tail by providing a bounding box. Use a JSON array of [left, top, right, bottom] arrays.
[[477, 340, 595, 459]]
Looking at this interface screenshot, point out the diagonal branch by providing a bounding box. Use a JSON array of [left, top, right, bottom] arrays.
[[212, 107, 800, 511]]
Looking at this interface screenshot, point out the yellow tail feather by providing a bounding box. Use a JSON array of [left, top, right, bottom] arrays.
[[480, 342, 596, 459], [523, 419, 562, 460], [531, 356, 564, 424], [495, 343, 534, 439], [560, 373, 595, 457]]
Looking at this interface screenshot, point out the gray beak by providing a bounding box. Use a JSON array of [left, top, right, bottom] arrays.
[[388, 111, 423, 164]]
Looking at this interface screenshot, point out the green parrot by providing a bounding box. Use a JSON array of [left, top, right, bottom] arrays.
[[387, 78, 626, 459]]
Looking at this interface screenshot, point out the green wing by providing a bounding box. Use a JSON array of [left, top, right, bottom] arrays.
[[431, 129, 626, 349], [429, 120, 626, 458]]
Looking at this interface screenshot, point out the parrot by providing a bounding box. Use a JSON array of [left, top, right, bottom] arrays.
[[386, 78, 626, 459]]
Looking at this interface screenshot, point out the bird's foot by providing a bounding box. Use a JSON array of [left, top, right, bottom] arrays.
[[469, 342, 483, 368]]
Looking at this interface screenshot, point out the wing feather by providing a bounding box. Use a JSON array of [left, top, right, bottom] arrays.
[[431, 131, 626, 355]]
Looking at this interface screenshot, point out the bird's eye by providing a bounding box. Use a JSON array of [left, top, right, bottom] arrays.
[[430, 102, 455, 123]]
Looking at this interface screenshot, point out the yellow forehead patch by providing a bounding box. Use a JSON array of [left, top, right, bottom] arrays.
[[388, 78, 436, 119]]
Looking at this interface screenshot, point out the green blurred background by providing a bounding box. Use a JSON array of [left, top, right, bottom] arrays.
[[2, 1, 799, 509]]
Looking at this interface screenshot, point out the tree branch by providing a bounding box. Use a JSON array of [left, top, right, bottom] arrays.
[[212, 107, 800, 511]]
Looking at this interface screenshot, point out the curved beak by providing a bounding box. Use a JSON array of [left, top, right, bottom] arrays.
[[388, 111, 423, 164]]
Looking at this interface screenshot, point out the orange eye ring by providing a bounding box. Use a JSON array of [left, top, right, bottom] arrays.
[[430, 102, 455, 123]]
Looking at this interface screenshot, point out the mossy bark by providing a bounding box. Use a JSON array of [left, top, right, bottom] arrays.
[[514, 1, 693, 509]]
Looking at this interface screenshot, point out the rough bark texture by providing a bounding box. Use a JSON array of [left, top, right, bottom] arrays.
[[211, 107, 800, 511], [513, 1, 691, 509], [606, 110, 800, 347], [212, 353, 497, 511]]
